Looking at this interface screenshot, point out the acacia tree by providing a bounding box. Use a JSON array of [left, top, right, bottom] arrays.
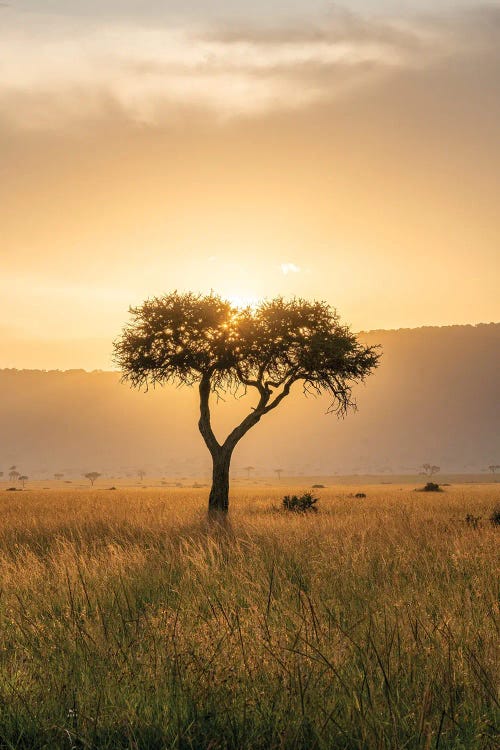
[[243, 466, 255, 480], [19, 475, 28, 488], [114, 293, 380, 514], [274, 468, 284, 481], [84, 472, 101, 487], [421, 463, 440, 476]]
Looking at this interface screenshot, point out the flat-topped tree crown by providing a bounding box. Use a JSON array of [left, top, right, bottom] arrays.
[[114, 292, 380, 513]]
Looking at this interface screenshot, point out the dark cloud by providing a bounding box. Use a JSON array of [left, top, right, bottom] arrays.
[[1, 5, 498, 128]]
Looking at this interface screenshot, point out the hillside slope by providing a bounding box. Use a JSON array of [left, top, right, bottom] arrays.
[[0, 324, 498, 476]]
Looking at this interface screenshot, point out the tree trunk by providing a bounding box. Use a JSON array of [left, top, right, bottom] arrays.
[[198, 371, 288, 515], [209, 448, 232, 514]]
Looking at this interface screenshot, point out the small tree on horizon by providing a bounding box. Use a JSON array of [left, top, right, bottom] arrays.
[[243, 466, 255, 480], [421, 463, 440, 476], [54, 473, 64, 481], [138, 469, 146, 482], [274, 468, 284, 481], [9, 469, 20, 482], [84, 472, 101, 487], [114, 292, 380, 514], [488, 465, 500, 474], [19, 475, 28, 488]]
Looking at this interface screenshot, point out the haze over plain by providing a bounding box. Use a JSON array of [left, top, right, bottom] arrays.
[[2, 325, 498, 476]]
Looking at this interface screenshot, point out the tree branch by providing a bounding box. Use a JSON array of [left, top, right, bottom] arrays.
[[222, 388, 270, 452], [198, 374, 221, 456], [235, 363, 267, 397], [262, 376, 296, 414]]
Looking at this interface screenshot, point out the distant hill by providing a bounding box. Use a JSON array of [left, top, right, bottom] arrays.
[[0, 324, 498, 477]]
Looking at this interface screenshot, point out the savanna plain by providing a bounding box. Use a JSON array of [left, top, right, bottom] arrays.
[[0, 483, 498, 750]]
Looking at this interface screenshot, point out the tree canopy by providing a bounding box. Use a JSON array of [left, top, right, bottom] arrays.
[[114, 292, 379, 415]]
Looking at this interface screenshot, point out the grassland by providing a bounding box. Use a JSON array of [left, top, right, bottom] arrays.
[[0, 484, 498, 749]]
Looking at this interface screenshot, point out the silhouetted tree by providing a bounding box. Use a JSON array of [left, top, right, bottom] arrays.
[[274, 468, 283, 481], [488, 465, 500, 474], [84, 472, 101, 486], [9, 469, 20, 482], [54, 473, 64, 481], [138, 469, 146, 481], [114, 293, 380, 514], [19, 475, 28, 488], [421, 463, 440, 476], [243, 466, 255, 480]]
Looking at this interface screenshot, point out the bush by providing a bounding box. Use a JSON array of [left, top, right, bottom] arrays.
[[489, 507, 500, 526], [312, 484, 325, 488], [282, 491, 319, 513], [355, 492, 367, 498], [417, 482, 442, 493]]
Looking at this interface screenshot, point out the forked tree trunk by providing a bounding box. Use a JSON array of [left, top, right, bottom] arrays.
[[198, 373, 289, 515], [209, 448, 232, 514]]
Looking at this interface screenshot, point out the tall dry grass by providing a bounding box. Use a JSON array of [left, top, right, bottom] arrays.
[[0, 485, 498, 748]]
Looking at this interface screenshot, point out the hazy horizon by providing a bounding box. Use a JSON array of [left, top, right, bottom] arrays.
[[2, 324, 498, 476]]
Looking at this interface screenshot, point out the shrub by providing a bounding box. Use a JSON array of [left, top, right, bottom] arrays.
[[312, 483, 325, 488], [417, 482, 443, 493], [355, 492, 367, 498], [489, 507, 500, 526], [283, 491, 319, 513]]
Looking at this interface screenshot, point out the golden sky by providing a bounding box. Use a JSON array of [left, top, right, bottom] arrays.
[[1, 2, 499, 369]]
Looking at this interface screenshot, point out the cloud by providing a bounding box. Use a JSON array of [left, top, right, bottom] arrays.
[[0, 7, 464, 129], [281, 263, 301, 275]]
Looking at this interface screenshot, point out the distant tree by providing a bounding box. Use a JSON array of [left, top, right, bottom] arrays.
[[488, 465, 500, 474], [138, 469, 146, 482], [18, 475, 28, 488], [243, 466, 255, 480], [84, 472, 101, 486], [54, 473, 64, 481], [0, 471, 3, 478], [421, 463, 440, 476], [274, 468, 284, 481], [9, 469, 20, 482], [114, 292, 380, 514]]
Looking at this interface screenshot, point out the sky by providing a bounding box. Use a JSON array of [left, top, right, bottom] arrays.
[[1, 1, 499, 369]]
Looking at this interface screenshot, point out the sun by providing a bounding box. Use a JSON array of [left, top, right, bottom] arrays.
[[226, 294, 261, 311]]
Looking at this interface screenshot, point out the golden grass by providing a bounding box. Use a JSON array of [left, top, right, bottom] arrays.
[[0, 484, 498, 749]]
